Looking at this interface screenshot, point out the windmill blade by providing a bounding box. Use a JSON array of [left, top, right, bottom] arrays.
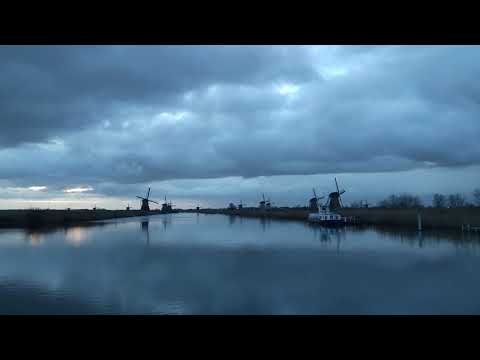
[[262, 193, 265, 202], [335, 178, 340, 194], [146, 187, 151, 200], [339, 190, 346, 195], [148, 200, 159, 204], [136, 196, 146, 200], [313, 188, 317, 199]]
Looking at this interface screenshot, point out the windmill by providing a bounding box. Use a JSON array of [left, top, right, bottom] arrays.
[[324, 178, 346, 211], [136, 187, 159, 211], [259, 193, 266, 209], [238, 200, 243, 209], [309, 188, 325, 210], [161, 195, 173, 212], [265, 196, 273, 209]]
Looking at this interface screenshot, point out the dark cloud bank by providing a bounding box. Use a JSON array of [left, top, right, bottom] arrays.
[[1, 45, 479, 206]]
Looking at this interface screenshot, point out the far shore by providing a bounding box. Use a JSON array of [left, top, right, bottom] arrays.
[[192, 207, 480, 231], [1, 207, 479, 232], [0, 209, 169, 228]]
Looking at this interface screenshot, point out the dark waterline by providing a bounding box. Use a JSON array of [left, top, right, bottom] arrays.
[[0, 213, 479, 315]]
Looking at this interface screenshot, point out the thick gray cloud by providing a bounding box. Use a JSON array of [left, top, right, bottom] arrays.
[[0, 45, 479, 208], [0, 45, 316, 147]]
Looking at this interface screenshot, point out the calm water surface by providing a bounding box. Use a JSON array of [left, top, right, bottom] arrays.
[[0, 213, 479, 314]]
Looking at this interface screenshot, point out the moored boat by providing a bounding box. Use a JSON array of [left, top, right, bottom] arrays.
[[308, 207, 346, 226]]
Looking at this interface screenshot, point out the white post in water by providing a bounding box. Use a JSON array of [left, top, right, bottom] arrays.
[[417, 210, 422, 232]]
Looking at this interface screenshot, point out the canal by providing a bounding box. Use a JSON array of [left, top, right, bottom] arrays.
[[0, 213, 479, 314]]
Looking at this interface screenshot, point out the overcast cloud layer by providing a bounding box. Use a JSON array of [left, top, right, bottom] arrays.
[[1, 45, 479, 209]]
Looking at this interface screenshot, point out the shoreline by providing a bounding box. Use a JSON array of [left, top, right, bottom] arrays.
[[193, 207, 480, 231], [1, 207, 479, 232], [0, 209, 174, 229]]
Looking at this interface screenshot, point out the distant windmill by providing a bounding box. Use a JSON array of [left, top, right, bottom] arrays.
[[161, 195, 173, 212], [136, 187, 159, 211], [259, 193, 266, 209], [309, 188, 325, 210], [324, 178, 346, 211], [265, 196, 273, 209], [238, 200, 243, 209]]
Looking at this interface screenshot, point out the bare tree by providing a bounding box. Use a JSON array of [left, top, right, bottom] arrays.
[[448, 193, 466, 208], [432, 193, 446, 208], [378, 193, 423, 208]]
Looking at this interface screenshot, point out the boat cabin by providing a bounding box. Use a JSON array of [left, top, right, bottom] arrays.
[[314, 214, 342, 221]]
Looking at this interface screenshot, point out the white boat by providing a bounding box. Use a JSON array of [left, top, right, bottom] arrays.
[[308, 207, 346, 226]]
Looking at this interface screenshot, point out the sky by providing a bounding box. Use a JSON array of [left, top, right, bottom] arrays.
[[0, 45, 479, 209]]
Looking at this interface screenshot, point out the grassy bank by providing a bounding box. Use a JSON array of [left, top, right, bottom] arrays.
[[197, 207, 480, 230], [338, 208, 480, 230], [0, 209, 152, 228]]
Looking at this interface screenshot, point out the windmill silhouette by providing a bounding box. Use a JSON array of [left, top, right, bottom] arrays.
[[309, 188, 325, 210], [136, 187, 159, 211], [259, 193, 273, 209], [259, 193, 266, 209], [161, 195, 173, 212], [324, 178, 346, 211]]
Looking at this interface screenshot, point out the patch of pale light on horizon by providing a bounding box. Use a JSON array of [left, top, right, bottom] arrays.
[[63, 186, 94, 193], [28, 186, 48, 192], [7, 186, 48, 192]]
